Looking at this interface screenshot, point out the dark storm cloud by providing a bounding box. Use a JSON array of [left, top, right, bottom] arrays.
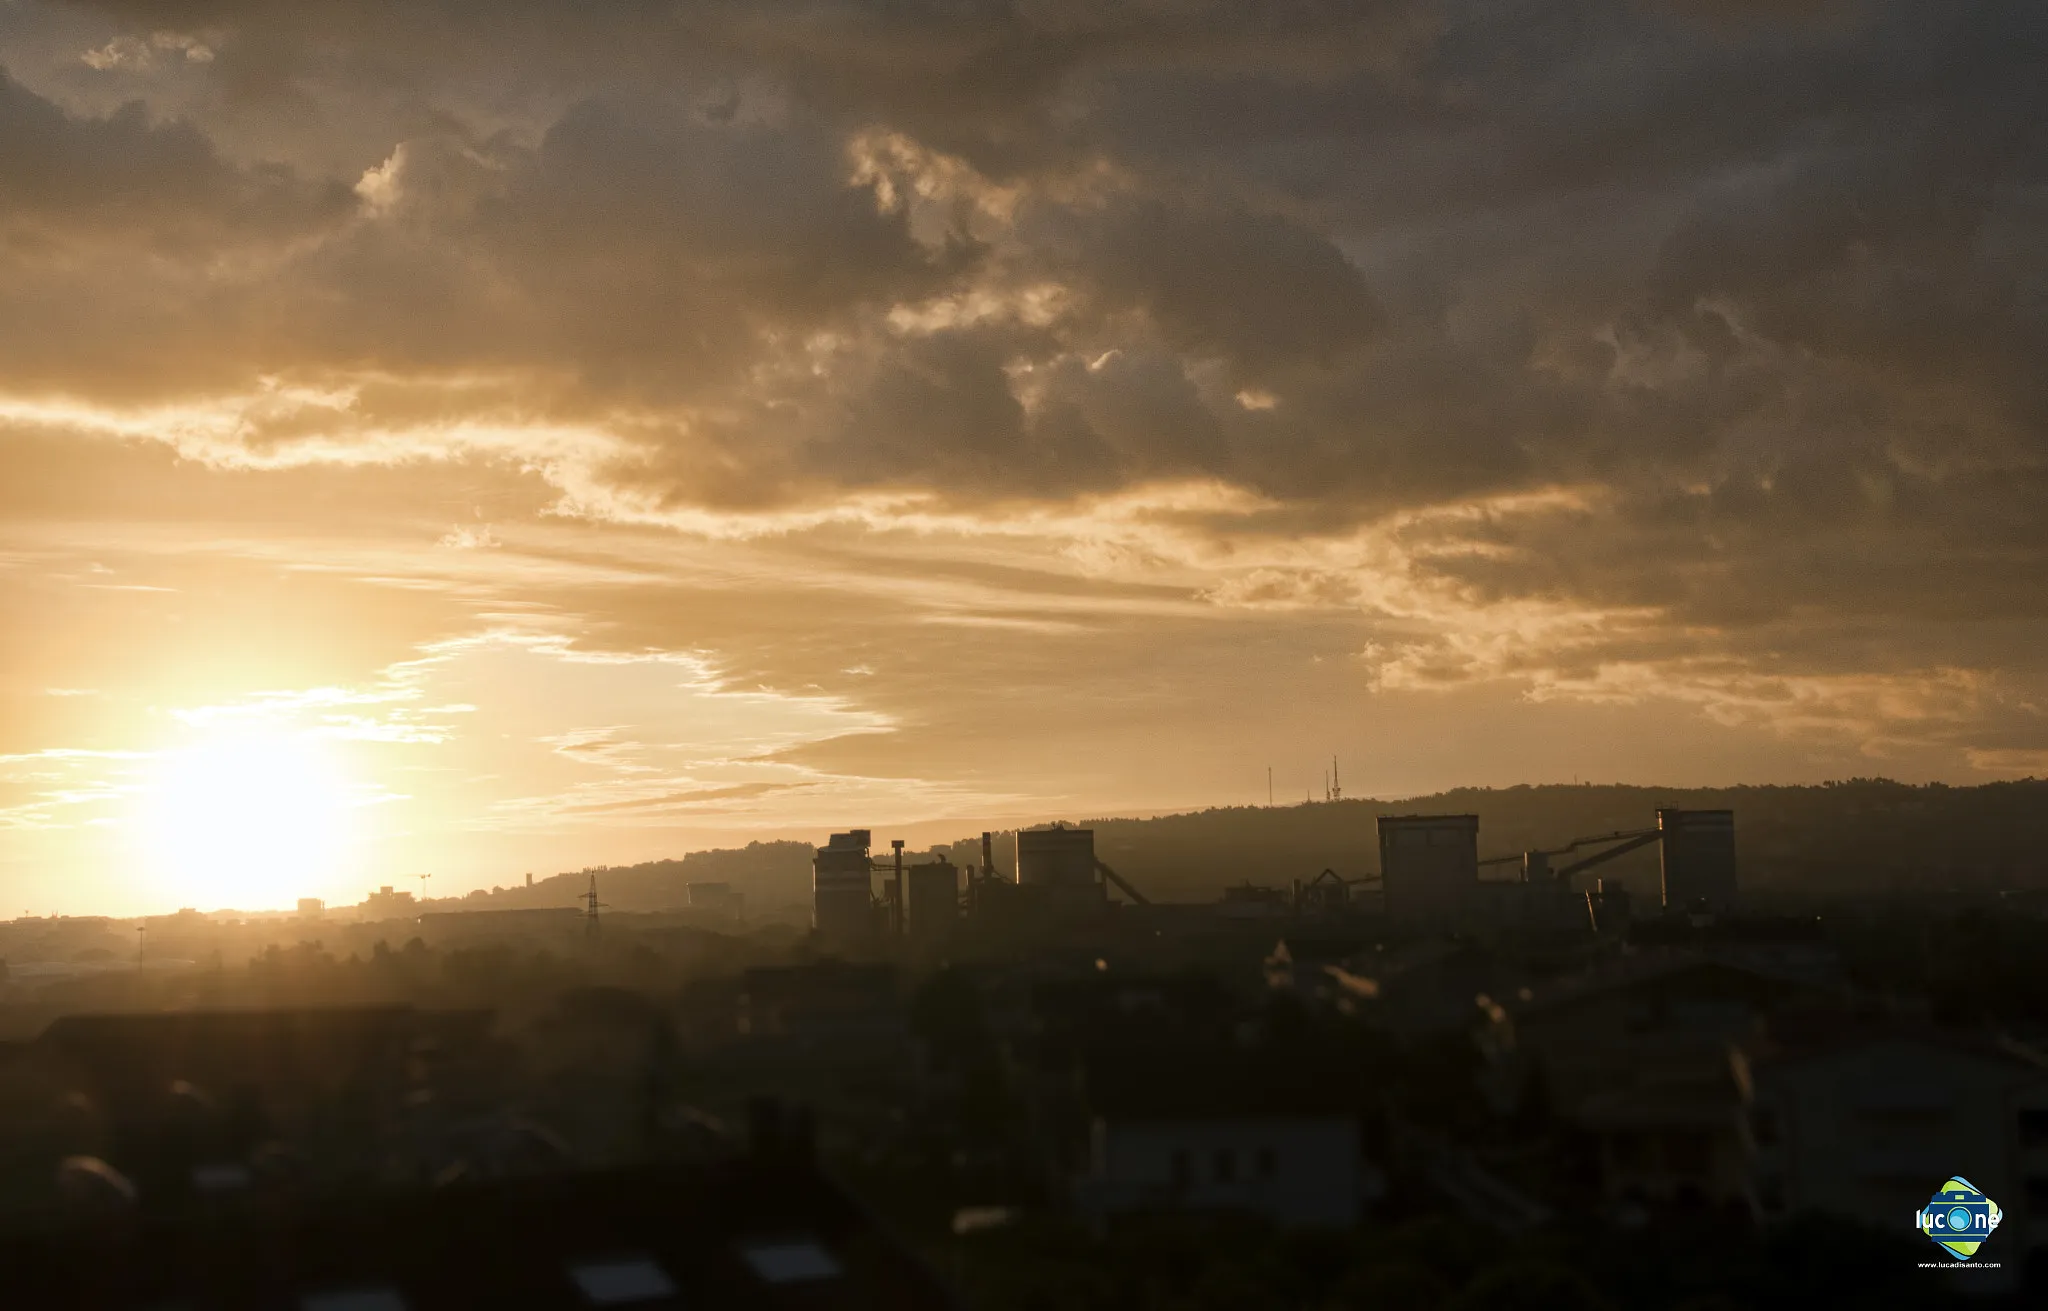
[[0, 67, 346, 236], [1035, 346, 1231, 480], [50, 1, 1436, 153], [253, 96, 954, 394], [1028, 194, 1383, 372]]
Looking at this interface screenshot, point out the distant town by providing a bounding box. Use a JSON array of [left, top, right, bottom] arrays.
[[3, 779, 2047, 1304]]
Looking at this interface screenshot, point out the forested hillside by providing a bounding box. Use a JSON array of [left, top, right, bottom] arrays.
[[433, 779, 2048, 916]]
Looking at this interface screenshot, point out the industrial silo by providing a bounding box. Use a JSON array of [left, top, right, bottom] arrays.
[[1016, 826, 1103, 912], [1657, 808, 1737, 914], [812, 830, 876, 939], [906, 859, 960, 938], [1376, 814, 1479, 925]]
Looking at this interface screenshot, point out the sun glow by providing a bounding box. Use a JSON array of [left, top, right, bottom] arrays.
[[137, 729, 358, 912]]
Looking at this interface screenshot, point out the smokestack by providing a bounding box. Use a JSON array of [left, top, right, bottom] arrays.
[[982, 831, 995, 881], [891, 839, 905, 937]]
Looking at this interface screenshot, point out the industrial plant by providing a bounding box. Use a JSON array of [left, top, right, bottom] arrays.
[[808, 807, 1742, 944]]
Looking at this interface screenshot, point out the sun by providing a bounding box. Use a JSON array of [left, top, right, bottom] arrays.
[[138, 727, 357, 912]]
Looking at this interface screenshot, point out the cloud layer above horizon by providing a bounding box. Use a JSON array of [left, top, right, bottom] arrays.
[[2, 0, 2044, 911]]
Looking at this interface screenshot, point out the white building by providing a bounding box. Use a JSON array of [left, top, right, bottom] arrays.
[[1075, 1115, 1365, 1230]]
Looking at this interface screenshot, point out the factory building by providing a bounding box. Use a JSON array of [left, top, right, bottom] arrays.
[[1657, 808, 1738, 915], [905, 859, 959, 938], [359, 885, 417, 921], [1377, 814, 1479, 926], [1017, 826, 1105, 914], [812, 830, 876, 940]]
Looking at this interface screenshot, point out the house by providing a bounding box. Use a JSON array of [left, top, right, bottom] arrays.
[[1339, 940, 1533, 1040], [691, 965, 921, 1144], [1482, 951, 1843, 1119], [0, 1007, 500, 1206], [1626, 915, 1843, 986], [1078, 1114, 1364, 1230], [1577, 1049, 1756, 1211], [0, 1102, 956, 1309], [1745, 1025, 2048, 1290], [1071, 1031, 1371, 1231], [1029, 968, 1376, 1231]]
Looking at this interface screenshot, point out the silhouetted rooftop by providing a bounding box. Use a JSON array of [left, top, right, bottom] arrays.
[[0, 1156, 956, 1309]]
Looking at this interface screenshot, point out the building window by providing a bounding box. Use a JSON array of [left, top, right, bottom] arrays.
[[1256, 1146, 1277, 1179], [1214, 1149, 1236, 1184]]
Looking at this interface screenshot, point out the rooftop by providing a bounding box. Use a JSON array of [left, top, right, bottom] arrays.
[[0, 1158, 957, 1309]]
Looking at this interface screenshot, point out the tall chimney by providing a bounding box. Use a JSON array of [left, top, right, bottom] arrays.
[[891, 839, 905, 937]]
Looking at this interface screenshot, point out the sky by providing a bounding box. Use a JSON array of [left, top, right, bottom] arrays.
[[0, 1, 2043, 916]]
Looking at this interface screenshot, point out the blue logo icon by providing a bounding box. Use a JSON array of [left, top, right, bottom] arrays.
[[1916, 1177, 2001, 1261]]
